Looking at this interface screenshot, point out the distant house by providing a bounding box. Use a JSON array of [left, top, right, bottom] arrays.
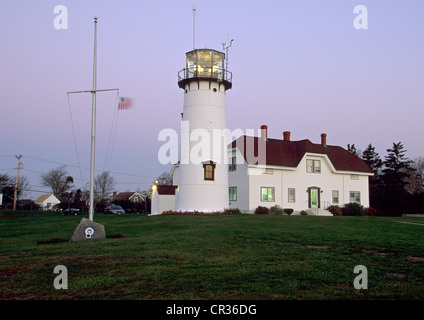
[[110, 192, 146, 204], [34, 194, 61, 211]]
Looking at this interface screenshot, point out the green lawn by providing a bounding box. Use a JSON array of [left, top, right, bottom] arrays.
[[0, 211, 423, 300]]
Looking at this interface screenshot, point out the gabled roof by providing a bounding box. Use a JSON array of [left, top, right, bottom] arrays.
[[111, 192, 135, 201], [34, 194, 55, 202], [230, 136, 373, 174]]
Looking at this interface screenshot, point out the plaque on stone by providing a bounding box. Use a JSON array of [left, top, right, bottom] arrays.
[[70, 218, 106, 242]]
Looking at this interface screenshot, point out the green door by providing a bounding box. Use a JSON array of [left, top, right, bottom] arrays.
[[308, 187, 320, 208], [311, 189, 318, 208]]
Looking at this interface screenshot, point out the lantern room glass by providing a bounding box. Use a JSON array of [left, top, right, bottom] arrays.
[[185, 49, 225, 80]]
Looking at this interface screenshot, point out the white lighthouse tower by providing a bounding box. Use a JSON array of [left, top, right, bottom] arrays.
[[174, 49, 232, 212]]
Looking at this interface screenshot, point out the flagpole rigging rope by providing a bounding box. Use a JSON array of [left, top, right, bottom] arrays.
[[103, 91, 120, 172], [66, 93, 85, 189]]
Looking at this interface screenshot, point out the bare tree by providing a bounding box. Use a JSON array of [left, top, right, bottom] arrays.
[[17, 176, 30, 200], [94, 171, 116, 204], [154, 171, 173, 185], [405, 156, 424, 194], [40, 165, 74, 201]]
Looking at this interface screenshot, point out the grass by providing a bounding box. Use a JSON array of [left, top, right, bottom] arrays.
[[0, 211, 423, 300]]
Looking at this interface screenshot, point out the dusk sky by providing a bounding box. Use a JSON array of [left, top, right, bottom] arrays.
[[1, 0, 423, 199]]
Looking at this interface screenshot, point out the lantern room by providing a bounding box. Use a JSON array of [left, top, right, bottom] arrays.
[[178, 49, 232, 90]]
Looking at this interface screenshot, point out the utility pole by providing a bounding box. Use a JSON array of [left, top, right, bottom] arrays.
[[13, 155, 22, 211]]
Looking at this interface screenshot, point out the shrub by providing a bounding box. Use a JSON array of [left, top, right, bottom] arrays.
[[365, 207, 377, 216], [284, 208, 294, 215], [270, 205, 284, 215], [255, 206, 270, 215], [224, 208, 241, 215], [342, 202, 365, 216], [300, 210, 308, 216], [327, 205, 342, 216]]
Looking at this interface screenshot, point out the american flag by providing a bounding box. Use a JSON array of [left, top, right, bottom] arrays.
[[118, 97, 132, 110]]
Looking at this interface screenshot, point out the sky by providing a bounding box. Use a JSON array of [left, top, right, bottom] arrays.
[[1, 0, 423, 200]]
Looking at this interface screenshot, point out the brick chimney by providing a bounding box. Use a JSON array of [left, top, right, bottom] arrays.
[[260, 125, 268, 139], [321, 133, 327, 146], [283, 131, 291, 141]]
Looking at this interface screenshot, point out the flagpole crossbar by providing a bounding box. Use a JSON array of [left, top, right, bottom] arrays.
[[67, 88, 120, 95]]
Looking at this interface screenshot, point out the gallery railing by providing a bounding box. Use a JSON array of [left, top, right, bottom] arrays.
[[178, 67, 232, 85]]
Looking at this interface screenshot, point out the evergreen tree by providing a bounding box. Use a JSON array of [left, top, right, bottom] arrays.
[[361, 143, 383, 209], [362, 144, 383, 174], [381, 142, 415, 215], [382, 142, 414, 190]]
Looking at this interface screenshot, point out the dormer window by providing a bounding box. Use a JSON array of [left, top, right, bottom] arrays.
[[306, 159, 321, 173], [203, 161, 216, 181]]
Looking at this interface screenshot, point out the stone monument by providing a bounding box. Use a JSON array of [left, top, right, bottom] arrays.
[[69, 218, 106, 242]]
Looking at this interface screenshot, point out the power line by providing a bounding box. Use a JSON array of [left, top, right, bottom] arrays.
[[21, 154, 156, 179], [22, 154, 82, 169]]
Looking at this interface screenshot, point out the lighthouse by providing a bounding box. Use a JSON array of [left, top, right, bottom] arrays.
[[174, 49, 232, 212]]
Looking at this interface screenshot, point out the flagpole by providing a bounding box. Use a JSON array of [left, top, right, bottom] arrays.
[[89, 16, 98, 221], [66, 16, 119, 223]]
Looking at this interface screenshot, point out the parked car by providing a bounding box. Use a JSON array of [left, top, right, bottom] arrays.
[[62, 208, 80, 216], [104, 204, 125, 214]]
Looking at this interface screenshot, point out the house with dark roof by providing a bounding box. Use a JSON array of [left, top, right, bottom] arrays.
[[111, 192, 146, 204], [227, 125, 373, 215]]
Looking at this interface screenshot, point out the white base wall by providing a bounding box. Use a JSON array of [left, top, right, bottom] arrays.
[[175, 184, 229, 212], [151, 191, 175, 215]]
